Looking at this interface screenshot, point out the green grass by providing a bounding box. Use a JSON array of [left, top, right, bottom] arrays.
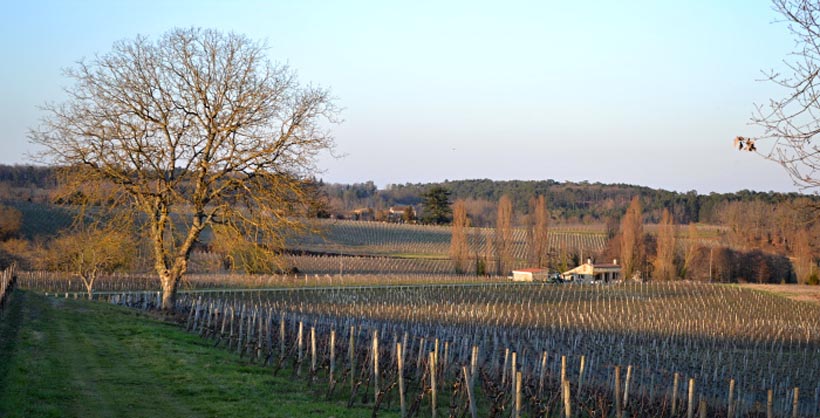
[[0, 291, 395, 418]]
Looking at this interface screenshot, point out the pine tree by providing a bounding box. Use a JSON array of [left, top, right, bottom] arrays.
[[421, 186, 452, 225]]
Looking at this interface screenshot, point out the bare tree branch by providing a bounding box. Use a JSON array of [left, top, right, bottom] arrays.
[[748, 0, 820, 195]]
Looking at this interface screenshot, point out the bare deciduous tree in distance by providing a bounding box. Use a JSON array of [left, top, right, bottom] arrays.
[[794, 228, 816, 284], [526, 195, 550, 268], [30, 28, 337, 311], [653, 208, 677, 281], [682, 223, 699, 280], [620, 196, 644, 280], [740, 0, 820, 198], [449, 199, 470, 274], [495, 195, 513, 276]]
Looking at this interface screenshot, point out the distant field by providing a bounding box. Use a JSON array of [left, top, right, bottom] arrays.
[[21, 279, 819, 416], [289, 219, 609, 259], [3, 200, 73, 239], [105, 281, 820, 417], [4, 200, 731, 277], [741, 283, 820, 305]]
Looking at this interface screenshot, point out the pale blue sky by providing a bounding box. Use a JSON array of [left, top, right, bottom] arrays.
[[0, 0, 804, 193]]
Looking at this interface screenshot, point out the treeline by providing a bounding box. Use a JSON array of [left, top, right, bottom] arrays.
[[447, 194, 816, 284], [4, 165, 816, 228], [0, 165, 56, 189], [322, 178, 819, 226], [598, 205, 803, 284], [0, 165, 57, 203]]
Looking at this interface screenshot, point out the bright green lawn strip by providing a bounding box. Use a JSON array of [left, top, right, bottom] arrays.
[[0, 291, 395, 418]]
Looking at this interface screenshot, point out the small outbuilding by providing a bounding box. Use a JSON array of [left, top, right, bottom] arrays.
[[511, 268, 549, 282], [561, 259, 621, 283]]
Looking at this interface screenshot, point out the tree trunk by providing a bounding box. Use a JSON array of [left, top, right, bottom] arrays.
[[160, 273, 180, 311]]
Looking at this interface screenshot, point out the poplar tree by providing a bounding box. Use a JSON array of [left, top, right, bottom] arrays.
[[620, 196, 644, 280], [449, 200, 470, 274], [495, 195, 513, 275], [527, 195, 550, 267], [653, 209, 677, 281], [682, 223, 699, 279]]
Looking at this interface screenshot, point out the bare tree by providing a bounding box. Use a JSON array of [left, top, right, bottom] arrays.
[[30, 28, 337, 310], [620, 196, 644, 280], [682, 223, 699, 279], [739, 0, 820, 197], [653, 209, 677, 281], [495, 195, 513, 275], [476, 227, 493, 276], [793, 227, 816, 283], [450, 200, 470, 274], [46, 222, 135, 299], [526, 195, 550, 268]]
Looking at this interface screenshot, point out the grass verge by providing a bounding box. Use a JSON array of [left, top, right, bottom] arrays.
[[0, 290, 394, 418]]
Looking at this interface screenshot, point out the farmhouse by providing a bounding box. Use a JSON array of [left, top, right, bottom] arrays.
[[350, 207, 374, 221], [562, 259, 621, 283], [387, 206, 415, 223], [511, 268, 548, 282]]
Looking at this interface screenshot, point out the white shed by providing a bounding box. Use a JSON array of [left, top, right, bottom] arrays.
[[511, 268, 548, 282]]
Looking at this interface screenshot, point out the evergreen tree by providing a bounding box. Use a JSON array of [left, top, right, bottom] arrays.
[[421, 186, 452, 224]]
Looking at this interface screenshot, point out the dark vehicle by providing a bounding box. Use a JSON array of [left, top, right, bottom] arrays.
[[546, 273, 564, 284]]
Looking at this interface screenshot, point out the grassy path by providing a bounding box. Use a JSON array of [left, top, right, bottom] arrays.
[[0, 291, 388, 418]]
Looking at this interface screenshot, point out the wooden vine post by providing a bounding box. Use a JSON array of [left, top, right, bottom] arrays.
[[687, 378, 695, 418], [672, 372, 680, 416], [397, 342, 406, 418], [430, 351, 437, 418], [372, 330, 379, 405], [614, 365, 622, 418]]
